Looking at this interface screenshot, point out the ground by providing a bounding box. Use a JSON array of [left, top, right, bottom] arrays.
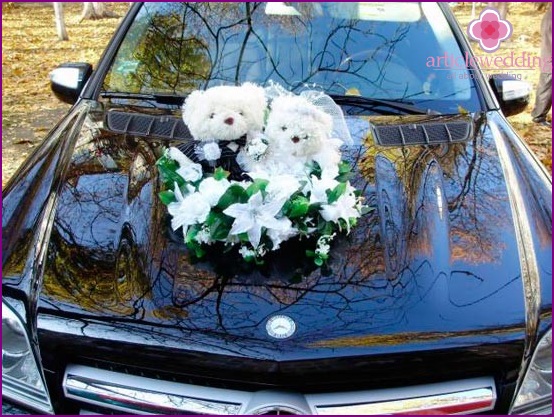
[[2, 2, 551, 187]]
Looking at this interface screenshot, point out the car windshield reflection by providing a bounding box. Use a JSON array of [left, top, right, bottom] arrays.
[[102, 2, 482, 115]]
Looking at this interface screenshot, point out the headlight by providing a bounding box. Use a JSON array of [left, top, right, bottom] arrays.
[[510, 328, 552, 414], [2, 300, 53, 414]]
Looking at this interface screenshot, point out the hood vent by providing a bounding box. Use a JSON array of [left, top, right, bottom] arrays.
[[371, 118, 473, 146], [106, 111, 192, 141], [105, 111, 473, 147]]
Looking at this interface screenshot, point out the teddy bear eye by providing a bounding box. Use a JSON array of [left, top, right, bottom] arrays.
[[239, 111, 244, 116], [209, 113, 215, 119], [281, 126, 287, 131]]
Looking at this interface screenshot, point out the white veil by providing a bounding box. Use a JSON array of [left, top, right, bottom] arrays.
[[264, 82, 353, 145]]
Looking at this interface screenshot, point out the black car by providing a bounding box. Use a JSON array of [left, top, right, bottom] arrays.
[[2, 2, 551, 415]]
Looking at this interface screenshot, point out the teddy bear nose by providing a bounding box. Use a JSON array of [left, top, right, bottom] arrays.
[[224, 117, 234, 125], [291, 136, 300, 144]]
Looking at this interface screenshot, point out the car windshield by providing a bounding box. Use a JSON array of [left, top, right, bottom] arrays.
[[102, 2, 482, 114]]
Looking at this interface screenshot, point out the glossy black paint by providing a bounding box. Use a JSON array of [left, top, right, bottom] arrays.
[[2, 99, 551, 413], [50, 63, 93, 105], [2, 3, 552, 415], [488, 74, 530, 117]]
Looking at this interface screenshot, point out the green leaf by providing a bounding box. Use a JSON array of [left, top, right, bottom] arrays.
[[309, 161, 322, 179], [194, 245, 206, 258], [338, 161, 352, 175], [308, 202, 322, 213], [184, 225, 206, 258], [158, 190, 176, 205], [156, 153, 178, 171], [206, 213, 233, 240], [238, 232, 250, 242], [288, 195, 310, 218], [216, 185, 248, 209], [184, 224, 201, 245], [297, 222, 309, 233], [317, 219, 335, 236], [157, 154, 185, 188], [213, 167, 230, 181], [336, 161, 354, 182], [245, 178, 269, 198], [306, 249, 326, 267], [326, 182, 347, 204]]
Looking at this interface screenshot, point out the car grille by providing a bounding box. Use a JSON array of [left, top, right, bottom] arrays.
[[63, 364, 496, 415]]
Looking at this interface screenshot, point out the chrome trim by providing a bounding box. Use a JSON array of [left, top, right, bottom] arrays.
[[64, 365, 244, 415], [63, 365, 496, 415], [313, 387, 494, 415], [308, 377, 495, 415]]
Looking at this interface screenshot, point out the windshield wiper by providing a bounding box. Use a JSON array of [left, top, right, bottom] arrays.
[[101, 91, 185, 105], [100, 92, 438, 114], [329, 94, 440, 115]]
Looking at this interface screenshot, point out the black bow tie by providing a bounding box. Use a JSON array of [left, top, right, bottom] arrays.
[[219, 135, 247, 150], [177, 134, 247, 163]]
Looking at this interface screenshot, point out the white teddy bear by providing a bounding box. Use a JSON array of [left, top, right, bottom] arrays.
[[180, 83, 267, 180], [260, 94, 342, 178]]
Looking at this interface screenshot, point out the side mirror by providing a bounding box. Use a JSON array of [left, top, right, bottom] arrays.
[[50, 63, 93, 105], [489, 74, 531, 117]]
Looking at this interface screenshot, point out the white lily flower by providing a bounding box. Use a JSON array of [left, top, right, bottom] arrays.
[[195, 226, 213, 244], [307, 175, 339, 204], [168, 183, 211, 233], [267, 223, 297, 250], [264, 174, 301, 201], [168, 147, 203, 182], [178, 163, 203, 182], [198, 177, 231, 206], [320, 191, 360, 232], [223, 191, 289, 248]]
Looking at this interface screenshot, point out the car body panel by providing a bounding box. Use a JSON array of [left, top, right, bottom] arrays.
[[2, 2, 551, 414], [4, 102, 550, 392]]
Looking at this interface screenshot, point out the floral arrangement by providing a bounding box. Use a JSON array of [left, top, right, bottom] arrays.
[[156, 84, 365, 266]]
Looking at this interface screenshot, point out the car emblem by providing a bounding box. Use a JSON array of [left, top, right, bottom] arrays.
[[266, 315, 296, 339]]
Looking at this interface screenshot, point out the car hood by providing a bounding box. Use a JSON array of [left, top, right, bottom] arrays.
[[33, 102, 538, 383]]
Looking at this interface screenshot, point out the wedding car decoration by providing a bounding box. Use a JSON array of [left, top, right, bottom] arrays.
[[180, 82, 267, 180], [156, 83, 364, 266]]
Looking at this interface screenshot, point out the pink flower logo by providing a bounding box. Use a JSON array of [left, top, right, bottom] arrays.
[[467, 8, 512, 53]]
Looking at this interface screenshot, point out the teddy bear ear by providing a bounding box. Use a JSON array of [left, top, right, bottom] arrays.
[[315, 110, 334, 132], [182, 90, 204, 125], [269, 95, 287, 112], [241, 82, 268, 107]]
